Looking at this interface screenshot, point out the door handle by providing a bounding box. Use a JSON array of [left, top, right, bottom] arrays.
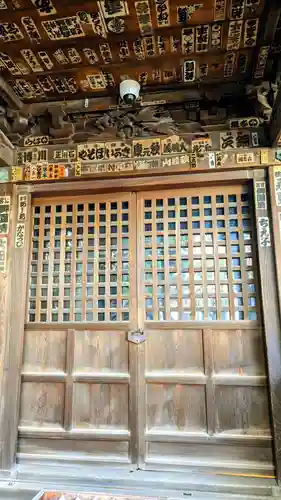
[[127, 328, 147, 344]]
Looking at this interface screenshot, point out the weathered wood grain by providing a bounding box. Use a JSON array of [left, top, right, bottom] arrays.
[[0, 185, 32, 470], [253, 175, 281, 482]]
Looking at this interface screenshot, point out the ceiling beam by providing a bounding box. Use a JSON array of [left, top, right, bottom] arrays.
[[23, 79, 248, 104], [264, 1, 281, 146], [0, 76, 23, 110], [24, 81, 247, 113], [2, 48, 229, 80], [0, 21, 223, 52], [260, 0, 281, 45], [1, 27, 272, 56]]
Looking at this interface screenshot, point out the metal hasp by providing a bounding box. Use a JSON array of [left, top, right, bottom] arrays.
[[127, 328, 147, 344]]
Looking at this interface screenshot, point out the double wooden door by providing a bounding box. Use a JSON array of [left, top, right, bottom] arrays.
[[18, 185, 273, 475]]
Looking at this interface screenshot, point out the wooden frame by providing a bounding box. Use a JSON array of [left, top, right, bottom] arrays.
[[269, 167, 281, 312], [30, 169, 254, 197], [0, 183, 13, 473], [0, 185, 32, 471], [1, 166, 281, 490], [253, 171, 281, 483]]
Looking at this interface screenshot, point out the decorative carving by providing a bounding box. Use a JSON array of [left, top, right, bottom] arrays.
[[0, 90, 266, 146], [246, 81, 278, 121], [0, 103, 205, 143]]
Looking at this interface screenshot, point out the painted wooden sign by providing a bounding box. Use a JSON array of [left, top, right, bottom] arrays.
[[23, 136, 49, 147], [0, 196, 10, 235], [220, 130, 253, 149], [274, 167, 281, 207], [0, 237, 8, 273], [17, 194, 28, 221], [258, 217, 271, 248], [254, 180, 267, 210], [15, 131, 265, 168], [15, 223, 25, 249], [6, 145, 281, 184], [236, 152, 255, 164]]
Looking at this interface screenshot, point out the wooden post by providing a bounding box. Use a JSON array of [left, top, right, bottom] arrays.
[[269, 166, 281, 311], [253, 170, 281, 483], [0, 184, 14, 476], [0, 184, 32, 472]]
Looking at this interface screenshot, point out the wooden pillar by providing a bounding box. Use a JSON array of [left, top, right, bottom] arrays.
[[253, 170, 281, 483], [0, 184, 32, 472], [0, 184, 14, 476], [269, 166, 281, 310]]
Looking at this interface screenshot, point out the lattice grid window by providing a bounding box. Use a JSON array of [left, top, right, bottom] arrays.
[[28, 198, 131, 323], [142, 186, 259, 321]]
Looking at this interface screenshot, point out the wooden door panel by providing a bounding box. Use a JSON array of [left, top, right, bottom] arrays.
[[19, 326, 132, 464], [211, 328, 266, 376], [138, 186, 273, 474], [146, 384, 207, 432], [73, 330, 129, 374], [20, 381, 65, 428], [214, 386, 270, 435], [146, 442, 274, 473], [18, 192, 137, 466], [22, 329, 67, 373], [145, 328, 204, 374], [20, 326, 132, 459], [72, 382, 129, 430], [18, 438, 130, 464], [143, 325, 273, 473]]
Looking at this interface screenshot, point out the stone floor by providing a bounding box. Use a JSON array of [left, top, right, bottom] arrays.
[[40, 495, 159, 500]]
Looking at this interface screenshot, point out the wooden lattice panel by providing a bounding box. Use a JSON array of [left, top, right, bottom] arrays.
[[139, 185, 259, 321], [28, 194, 134, 323]]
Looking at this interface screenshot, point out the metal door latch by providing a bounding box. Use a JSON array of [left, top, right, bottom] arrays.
[[127, 328, 147, 344]]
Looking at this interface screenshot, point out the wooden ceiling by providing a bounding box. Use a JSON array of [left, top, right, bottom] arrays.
[[0, 0, 279, 105]]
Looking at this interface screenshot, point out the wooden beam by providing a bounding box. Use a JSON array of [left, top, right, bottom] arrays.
[[269, 166, 281, 316], [25, 82, 246, 114], [263, 0, 281, 146], [0, 77, 23, 111], [248, 0, 281, 83], [253, 173, 281, 484], [0, 25, 207, 51], [0, 185, 32, 470], [258, 0, 281, 45], [2, 49, 244, 81], [25, 88, 201, 114], [30, 168, 253, 197]]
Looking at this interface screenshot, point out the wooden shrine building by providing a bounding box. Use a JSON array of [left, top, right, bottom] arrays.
[[1, 0, 281, 498]]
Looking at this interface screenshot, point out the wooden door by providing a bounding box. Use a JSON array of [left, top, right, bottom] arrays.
[[18, 184, 274, 477], [19, 193, 139, 467], [136, 185, 274, 475]]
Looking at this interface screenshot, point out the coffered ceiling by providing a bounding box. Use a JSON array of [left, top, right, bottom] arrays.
[[0, 0, 279, 105]]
